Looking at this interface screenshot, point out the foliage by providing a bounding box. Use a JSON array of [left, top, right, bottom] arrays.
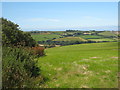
[[32, 47, 45, 56], [1, 18, 45, 88], [2, 46, 44, 88], [37, 39, 112, 48], [1, 18, 36, 47]]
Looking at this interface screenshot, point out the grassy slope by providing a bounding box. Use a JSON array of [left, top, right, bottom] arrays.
[[31, 34, 62, 41], [38, 42, 118, 88], [77, 35, 103, 39], [76, 35, 117, 41], [98, 31, 116, 37]]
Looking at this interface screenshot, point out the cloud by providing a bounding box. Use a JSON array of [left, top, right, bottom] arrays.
[[23, 18, 60, 22], [83, 16, 103, 21], [47, 19, 60, 22]]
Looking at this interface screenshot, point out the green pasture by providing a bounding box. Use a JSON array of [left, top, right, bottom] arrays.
[[38, 42, 118, 88], [98, 31, 117, 37], [77, 35, 103, 39]]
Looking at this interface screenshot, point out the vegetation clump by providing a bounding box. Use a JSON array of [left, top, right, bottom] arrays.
[[1, 18, 45, 88], [1, 18, 36, 47]]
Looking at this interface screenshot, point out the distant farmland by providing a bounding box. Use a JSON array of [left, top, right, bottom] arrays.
[[30, 30, 118, 46]]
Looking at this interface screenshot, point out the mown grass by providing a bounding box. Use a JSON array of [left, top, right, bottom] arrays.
[[31, 34, 62, 41], [38, 42, 118, 88]]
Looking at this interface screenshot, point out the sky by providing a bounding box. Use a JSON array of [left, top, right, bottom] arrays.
[[2, 2, 118, 31]]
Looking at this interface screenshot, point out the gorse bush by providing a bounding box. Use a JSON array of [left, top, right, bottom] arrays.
[[2, 18, 45, 88], [1, 18, 36, 47], [2, 46, 44, 88]]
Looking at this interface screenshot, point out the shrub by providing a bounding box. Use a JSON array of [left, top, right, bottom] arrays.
[[1, 18, 45, 88], [2, 46, 43, 88], [1, 18, 36, 47], [32, 47, 45, 56]]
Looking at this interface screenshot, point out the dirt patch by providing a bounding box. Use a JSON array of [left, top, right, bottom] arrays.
[[90, 57, 100, 59], [111, 57, 118, 59]]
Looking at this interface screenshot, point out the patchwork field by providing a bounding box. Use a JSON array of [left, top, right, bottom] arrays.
[[38, 42, 118, 88], [31, 31, 118, 43]]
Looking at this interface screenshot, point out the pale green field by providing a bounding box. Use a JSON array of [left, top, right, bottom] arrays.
[[77, 35, 103, 39], [38, 42, 118, 88], [98, 31, 117, 37], [88, 38, 116, 41], [53, 37, 87, 41]]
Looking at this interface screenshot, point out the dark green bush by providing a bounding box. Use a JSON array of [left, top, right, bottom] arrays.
[[2, 46, 43, 88], [1, 18, 36, 47], [1, 18, 45, 88]]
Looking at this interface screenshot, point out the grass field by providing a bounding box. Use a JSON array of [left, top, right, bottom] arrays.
[[31, 34, 62, 41], [38, 42, 118, 88], [88, 38, 117, 42], [77, 35, 103, 39], [53, 37, 87, 41], [98, 31, 117, 37]]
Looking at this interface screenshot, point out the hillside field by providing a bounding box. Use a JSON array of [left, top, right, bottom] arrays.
[[38, 42, 118, 88], [76, 35, 103, 39], [98, 31, 117, 37], [31, 34, 62, 41]]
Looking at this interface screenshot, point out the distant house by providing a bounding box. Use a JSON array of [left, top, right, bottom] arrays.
[[83, 33, 91, 35], [55, 45, 61, 47], [38, 44, 44, 47], [62, 33, 67, 35]]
